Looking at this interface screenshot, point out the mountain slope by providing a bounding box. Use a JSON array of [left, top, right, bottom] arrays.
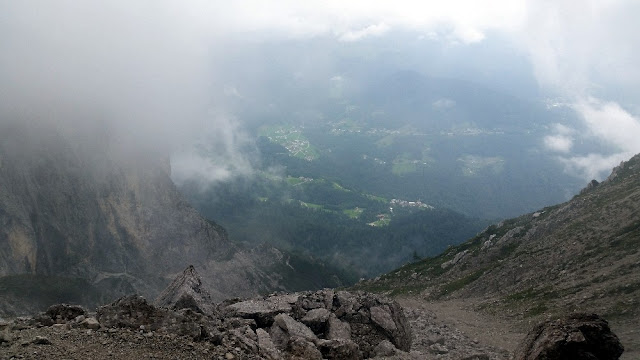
[[356, 153, 640, 354], [0, 122, 346, 316]]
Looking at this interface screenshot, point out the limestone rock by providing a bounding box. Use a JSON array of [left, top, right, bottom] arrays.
[[317, 338, 363, 360], [287, 337, 323, 360], [79, 317, 101, 330], [272, 313, 317, 344], [154, 265, 216, 316], [97, 295, 164, 330], [373, 339, 397, 357], [514, 313, 624, 360], [256, 328, 282, 360], [45, 304, 87, 322], [327, 314, 351, 340], [227, 294, 298, 327], [301, 308, 330, 333]]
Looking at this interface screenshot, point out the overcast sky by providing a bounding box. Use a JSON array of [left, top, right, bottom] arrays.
[[1, 0, 638, 180]]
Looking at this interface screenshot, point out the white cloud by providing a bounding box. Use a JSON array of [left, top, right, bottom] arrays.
[[560, 153, 632, 181], [518, 0, 640, 178], [573, 99, 640, 153], [565, 99, 640, 179], [544, 135, 573, 153], [339, 23, 390, 42], [209, 0, 526, 43]]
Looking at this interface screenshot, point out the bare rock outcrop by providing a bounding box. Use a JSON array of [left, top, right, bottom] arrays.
[[1, 266, 412, 359], [220, 290, 411, 359], [154, 265, 216, 316], [514, 313, 624, 360]]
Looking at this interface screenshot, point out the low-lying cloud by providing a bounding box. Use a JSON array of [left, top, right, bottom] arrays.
[[0, 1, 255, 183]]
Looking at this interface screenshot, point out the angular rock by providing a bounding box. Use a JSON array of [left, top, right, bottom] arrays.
[[514, 313, 624, 360], [370, 306, 397, 333], [287, 337, 322, 360], [227, 326, 259, 353], [154, 265, 216, 316], [97, 295, 164, 330], [373, 339, 397, 357], [79, 317, 101, 330], [226, 294, 297, 327], [273, 313, 317, 342], [301, 308, 330, 334], [331, 291, 411, 356], [327, 314, 351, 340], [256, 328, 282, 360], [317, 338, 362, 360], [36, 304, 87, 326]]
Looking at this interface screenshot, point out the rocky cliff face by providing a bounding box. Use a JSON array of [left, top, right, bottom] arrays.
[[0, 122, 342, 316]]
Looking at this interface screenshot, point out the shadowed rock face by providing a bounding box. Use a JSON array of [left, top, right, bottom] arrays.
[[0, 123, 232, 296], [514, 313, 624, 360], [0, 122, 345, 317]]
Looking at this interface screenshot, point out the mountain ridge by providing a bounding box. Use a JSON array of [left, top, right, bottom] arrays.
[[355, 152, 640, 357]]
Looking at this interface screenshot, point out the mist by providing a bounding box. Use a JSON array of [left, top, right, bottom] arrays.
[[2, 1, 639, 185], [0, 1, 253, 182]]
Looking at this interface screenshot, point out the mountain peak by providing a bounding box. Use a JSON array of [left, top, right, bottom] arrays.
[[154, 265, 215, 315]]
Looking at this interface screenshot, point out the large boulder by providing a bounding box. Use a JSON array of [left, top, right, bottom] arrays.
[[514, 313, 624, 360]]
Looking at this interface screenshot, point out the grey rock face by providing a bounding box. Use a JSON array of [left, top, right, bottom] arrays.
[[514, 313, 624, 360], [0, 123, 344, 318], [154, 265, 215, 316]]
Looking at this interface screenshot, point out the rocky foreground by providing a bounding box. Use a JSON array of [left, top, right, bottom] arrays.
[[0, 266, 625, 360]]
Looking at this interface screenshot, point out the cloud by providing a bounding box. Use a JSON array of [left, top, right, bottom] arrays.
[[0, 1, 258, 183], [565, 99, 640, 178], [544, 135, 573, 153], [432, 98, 456, 110], [2, 0, 639, 184], [170, 111, 256, 185], [339, 23, 390, 42], [543, 123, 574, 153], [209, 0, 526, 43], [519, 0, 640, 178]]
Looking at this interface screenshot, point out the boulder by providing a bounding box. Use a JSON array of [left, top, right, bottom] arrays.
[[226, 294, 298, 327], [256, 328, 282, 360], [97, 295, 164, 330], [301, 308, 330, 333], [46, 304, 87, 322], [514, 313, 624, 360], [270, 313, 318, 349], [373, 340, 397, 357], [327, 314, 351, 340], [97, 295, 214, 340], [317, 338, 363, 360]]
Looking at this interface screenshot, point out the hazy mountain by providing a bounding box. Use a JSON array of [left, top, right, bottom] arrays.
[[0, 122, 348, 317]]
